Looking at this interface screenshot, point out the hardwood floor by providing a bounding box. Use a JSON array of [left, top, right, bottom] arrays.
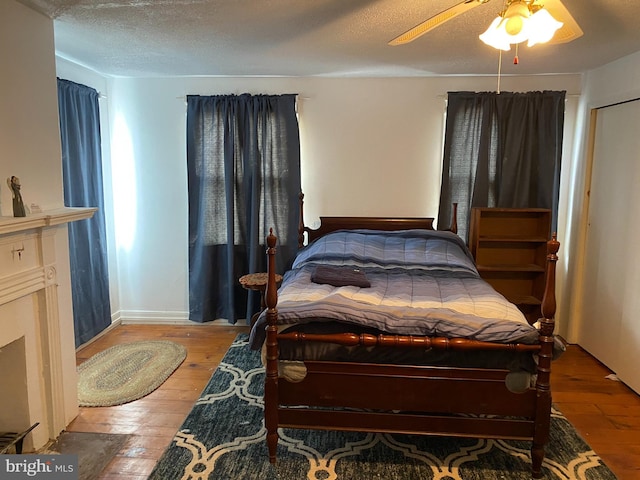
[[70, 323, 249, 479], [553, 345, 640, 480], [69, 324, 640, 479]]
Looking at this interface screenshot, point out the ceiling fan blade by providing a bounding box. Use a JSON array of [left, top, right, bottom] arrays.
[[542, 0, 583, 44], [389, 0, 489, 46]]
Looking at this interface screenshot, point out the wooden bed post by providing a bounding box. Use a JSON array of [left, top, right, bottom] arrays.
[[264, 229, 280, 463], [297, 192, 306, 248], [531, 233, 560, 478], [449, 203, 458, 234]]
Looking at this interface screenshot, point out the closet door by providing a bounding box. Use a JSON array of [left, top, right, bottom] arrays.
[[579, 99, 640, 394]]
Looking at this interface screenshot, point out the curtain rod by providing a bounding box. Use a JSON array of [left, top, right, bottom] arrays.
[[437, 93, 581, 98], [176, 94, 309, 100]]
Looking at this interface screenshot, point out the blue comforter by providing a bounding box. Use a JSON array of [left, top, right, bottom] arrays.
[[249, 229, 538, 349]]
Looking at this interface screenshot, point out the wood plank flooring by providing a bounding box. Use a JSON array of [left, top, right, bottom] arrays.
[[553, 345, 640, 480], [70, 324, 249, 479], [69, 324, 640, 479]]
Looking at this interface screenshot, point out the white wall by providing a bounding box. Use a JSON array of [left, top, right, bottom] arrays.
[[52, 67, 582, 324]]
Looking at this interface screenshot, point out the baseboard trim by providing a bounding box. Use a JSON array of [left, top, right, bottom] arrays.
[[118, 310, 243, 327], [76, 318, 123, 351]]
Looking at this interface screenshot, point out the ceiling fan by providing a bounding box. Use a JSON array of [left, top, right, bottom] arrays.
[[388, 0, 583, 47]]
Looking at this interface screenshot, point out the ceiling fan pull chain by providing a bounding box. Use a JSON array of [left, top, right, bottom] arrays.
[[497, 50, 503, 94], [514, 43, 519, 65]]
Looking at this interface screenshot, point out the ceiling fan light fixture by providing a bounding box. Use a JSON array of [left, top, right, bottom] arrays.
[[479, 1, 564, 51]]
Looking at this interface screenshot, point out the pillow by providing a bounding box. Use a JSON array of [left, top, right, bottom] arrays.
[[311, 265, 371, 288]]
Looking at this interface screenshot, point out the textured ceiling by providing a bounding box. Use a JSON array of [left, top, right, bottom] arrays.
[[16, 0, 640, 77]]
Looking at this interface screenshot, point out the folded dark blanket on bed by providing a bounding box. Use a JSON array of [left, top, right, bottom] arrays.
[[311, 265, 371, 288]]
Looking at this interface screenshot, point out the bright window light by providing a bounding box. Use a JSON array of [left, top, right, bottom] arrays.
[[111, 113, 137, 251]]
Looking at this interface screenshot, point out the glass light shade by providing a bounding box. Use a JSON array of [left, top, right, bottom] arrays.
[[480, 17, 512, 50], [479, 15, 529, 51], [526, 9, 563, 46]]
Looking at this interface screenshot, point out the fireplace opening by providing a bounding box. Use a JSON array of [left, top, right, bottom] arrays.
[[0, 336, 31, 435]]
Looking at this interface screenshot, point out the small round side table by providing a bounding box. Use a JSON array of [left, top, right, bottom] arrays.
[[239, 272, 283, 327]]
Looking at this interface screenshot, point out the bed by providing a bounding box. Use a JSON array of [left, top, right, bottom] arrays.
[[249, 197, 560, 479]]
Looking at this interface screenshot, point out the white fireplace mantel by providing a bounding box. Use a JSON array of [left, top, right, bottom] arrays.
[[0, 206, 96, 451], [0, 207, 97, 236]]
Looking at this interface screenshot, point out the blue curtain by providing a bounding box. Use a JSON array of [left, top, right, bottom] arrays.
[[187, 94, 301, 324], [57, 78, 112, 346], [438, 90, 566, 241]]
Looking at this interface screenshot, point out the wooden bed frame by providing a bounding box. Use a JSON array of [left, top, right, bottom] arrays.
[[262, 197, 559, 479]]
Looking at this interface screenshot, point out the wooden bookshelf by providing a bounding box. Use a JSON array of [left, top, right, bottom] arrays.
[[468, 208, 552, 324]]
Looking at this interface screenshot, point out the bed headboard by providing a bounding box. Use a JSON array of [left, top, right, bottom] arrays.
[[297, 193, 457, 248]]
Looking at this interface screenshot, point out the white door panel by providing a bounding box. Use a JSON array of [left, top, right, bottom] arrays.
[[580, 100, 640, 394]]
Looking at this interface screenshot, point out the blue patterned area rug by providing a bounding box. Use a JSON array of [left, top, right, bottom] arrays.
[[149, 335, 617, 480]]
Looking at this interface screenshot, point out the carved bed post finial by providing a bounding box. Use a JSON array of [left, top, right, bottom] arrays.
[[450, 203, 458, 234], [541, 233, 560, 322], [265, 228, 278, 312], [264, 228, 279, 463], [298, 192, 305, 248]]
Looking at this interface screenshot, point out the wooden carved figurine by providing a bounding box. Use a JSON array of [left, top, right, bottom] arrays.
[[7, 176, 26, 217]]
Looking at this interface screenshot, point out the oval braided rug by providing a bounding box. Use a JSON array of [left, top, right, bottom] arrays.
[[78, 340, 187, 407]]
